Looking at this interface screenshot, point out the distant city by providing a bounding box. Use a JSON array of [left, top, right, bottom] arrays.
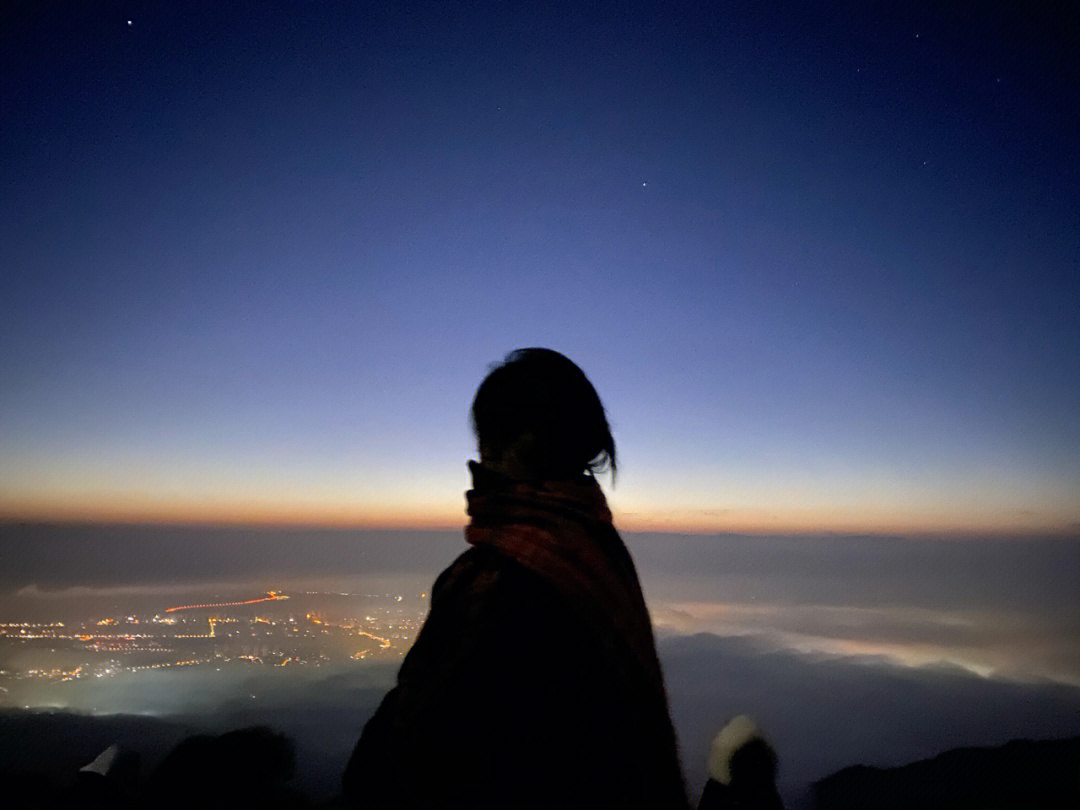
[[0, 588, 428, 708]]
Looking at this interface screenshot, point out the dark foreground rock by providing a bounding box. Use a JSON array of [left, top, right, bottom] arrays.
[[813, 735, 1080, 810], [4, 709, 1080, 808]]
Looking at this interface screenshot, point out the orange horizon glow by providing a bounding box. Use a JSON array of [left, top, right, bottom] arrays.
[[2, 495, 1077, 539]]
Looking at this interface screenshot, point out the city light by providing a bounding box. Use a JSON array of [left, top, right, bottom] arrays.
[[0, 588, 425, 700]]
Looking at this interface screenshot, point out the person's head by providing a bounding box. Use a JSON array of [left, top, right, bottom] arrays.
[[471, 348, 616, 482]]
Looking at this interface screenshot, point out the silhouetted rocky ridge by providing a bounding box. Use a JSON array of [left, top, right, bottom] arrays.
[[813, 735, 1080, 810]]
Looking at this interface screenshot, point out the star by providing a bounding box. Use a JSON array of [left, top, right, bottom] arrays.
[[127, 20, 133, 26]]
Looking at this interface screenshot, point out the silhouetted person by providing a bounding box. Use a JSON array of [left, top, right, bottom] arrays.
[[343, 348, 688, 808], [698, 716, 784, 810]]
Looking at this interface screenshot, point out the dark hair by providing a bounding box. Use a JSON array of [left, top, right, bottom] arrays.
[[471, 348, 616, 481]]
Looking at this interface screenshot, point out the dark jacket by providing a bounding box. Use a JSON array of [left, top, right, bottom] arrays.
[[342, 541, 689, 808]]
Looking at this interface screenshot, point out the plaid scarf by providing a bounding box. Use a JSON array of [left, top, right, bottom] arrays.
[[464, 461, 666, 698]]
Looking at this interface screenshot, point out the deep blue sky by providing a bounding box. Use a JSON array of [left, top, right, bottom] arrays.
[[2, 1, 1077, 532]]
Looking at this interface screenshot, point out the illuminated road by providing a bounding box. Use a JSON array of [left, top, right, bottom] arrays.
[[164, 591, 288, 613], [355, 630, 392, 648]]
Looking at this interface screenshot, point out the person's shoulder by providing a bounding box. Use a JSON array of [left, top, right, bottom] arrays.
[[431, 545, 514, 603], [430, 545, 558, 614]]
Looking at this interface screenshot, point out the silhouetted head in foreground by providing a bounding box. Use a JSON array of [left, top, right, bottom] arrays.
[[471, 348, 616, 482], [701, 716, 784, 810], [145, 726, 301, 808]]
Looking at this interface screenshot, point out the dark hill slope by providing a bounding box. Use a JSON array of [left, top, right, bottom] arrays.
[[813, 735, 1080, 810]]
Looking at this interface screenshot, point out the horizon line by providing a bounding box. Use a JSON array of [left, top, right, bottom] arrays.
[[2, 512, 1077, 542]]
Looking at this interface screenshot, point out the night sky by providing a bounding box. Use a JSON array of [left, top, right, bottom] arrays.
[[3, 1, 1077, 534]]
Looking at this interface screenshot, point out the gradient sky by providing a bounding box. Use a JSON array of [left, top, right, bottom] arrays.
[[2, 2, 1077, 533]]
